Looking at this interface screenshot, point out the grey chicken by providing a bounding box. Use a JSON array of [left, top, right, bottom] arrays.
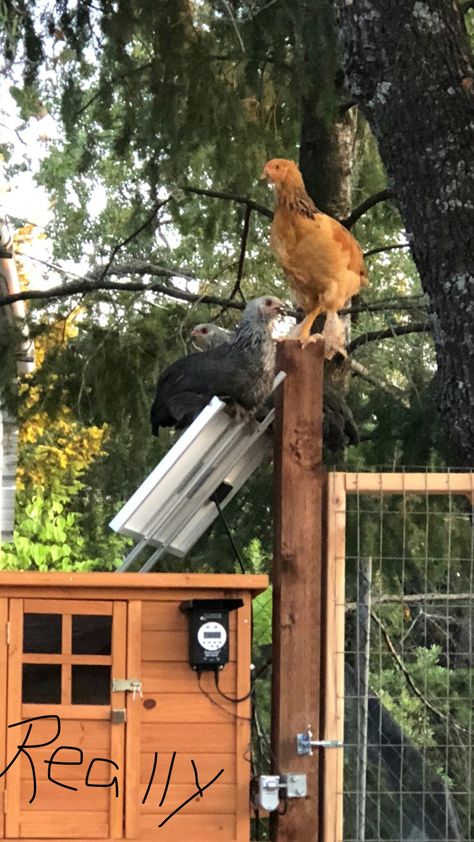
[[151, 296, 283, 435], [189, 321, 359, 451], [191, 323, 233, 351]]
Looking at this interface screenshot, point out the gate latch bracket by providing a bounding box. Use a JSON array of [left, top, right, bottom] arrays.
[[296, 727, 343, 756]]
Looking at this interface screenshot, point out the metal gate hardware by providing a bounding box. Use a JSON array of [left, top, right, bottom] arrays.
[[111, 678, 143, 699], [253, 775, 280, 812], [252, 773, 308, 811], [296, 727, 343, 756], [111, 709, 126, 724], [280, 773, 307, 798]]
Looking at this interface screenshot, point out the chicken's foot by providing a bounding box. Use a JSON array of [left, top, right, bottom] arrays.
[[300, 331, 325, 349], [297, 306, 322, 347], [225, 400, 256, 428]]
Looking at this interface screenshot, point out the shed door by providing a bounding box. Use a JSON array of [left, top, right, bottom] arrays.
[[5, 598, 128, 839]]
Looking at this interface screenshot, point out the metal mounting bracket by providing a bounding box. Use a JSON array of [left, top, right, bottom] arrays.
[[280, 773, 307, 798]]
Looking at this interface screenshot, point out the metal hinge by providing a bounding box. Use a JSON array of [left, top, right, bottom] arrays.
[[296, 727, 343, 756], [111, 678, 143, 699]]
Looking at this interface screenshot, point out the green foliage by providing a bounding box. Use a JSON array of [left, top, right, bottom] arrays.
[[0, 490, 129, 571], [8, 84, 44, 121], [1, 2, 43, 85], [372, 641, 474, 747], [370, 646, 441, 749], [253, 586, 272, 646], [252, 587, 273, 777]]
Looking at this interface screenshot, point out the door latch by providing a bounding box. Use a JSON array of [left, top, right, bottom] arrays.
[[111, 678, 143, 699]]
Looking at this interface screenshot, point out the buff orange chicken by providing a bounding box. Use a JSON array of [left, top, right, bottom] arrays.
[[262, 158, 368, 357]]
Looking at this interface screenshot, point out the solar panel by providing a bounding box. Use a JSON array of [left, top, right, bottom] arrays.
[[110, 375, 284, 571]]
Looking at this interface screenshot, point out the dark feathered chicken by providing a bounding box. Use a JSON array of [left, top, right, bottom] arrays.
[[151, 296, 284, 435], [189, 321, 359, 451], [322, 384, 359, 451]]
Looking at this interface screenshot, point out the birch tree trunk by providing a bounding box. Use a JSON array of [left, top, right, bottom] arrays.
[[334, 0, 474, 465]]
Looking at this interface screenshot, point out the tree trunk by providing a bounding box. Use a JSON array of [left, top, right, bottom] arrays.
[[334, 0, 474, 466], [298, 0, 357, 220], [299, 103, 357, 219]]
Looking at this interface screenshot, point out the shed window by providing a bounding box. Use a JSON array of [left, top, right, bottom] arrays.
[[22, 664, 61, 703], [72, 615, 112, 655], [20, 606, 113, 706], [72, 665, 111, 704], [23, 613, 62, 653]]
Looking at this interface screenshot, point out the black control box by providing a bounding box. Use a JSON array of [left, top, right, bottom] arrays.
[[180, 599, 243, 670]]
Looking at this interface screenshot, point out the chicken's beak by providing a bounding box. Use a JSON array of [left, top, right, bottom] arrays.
[[259, 166, 269, 181]]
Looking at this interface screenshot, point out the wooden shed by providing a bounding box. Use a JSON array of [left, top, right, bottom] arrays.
[[0, 571, 268, 842]]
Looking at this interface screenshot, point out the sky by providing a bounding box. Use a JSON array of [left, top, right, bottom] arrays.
[[0, 88, 56, 226], [0, 88, 118, 291]]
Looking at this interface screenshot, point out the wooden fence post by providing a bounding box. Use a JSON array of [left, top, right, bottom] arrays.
[[321, 472, 346, 842], [271, 338, 326, 842]]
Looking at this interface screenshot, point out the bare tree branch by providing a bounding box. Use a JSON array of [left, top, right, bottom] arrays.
[[93, 272, 426, 318], [229, 205, 252, 301], [14, 252, 198, 285], [0, 274, 248, 312], [182, 186, 273, 219], [0, 120, 27, 146], [96, 198, 171, 283], [5, 255, 428, 322], [220, 0, 245, 52], [364, 242, 410, 258], [348, 322, 430, 352], [75, 90, 103, 118], [182, 185, 397, 234], [350, 359, 409, 405], [342, 188, 396, 229], [346, 591, 474, 610], [340, 300, 426, 315], [87, 260, 197, 282]]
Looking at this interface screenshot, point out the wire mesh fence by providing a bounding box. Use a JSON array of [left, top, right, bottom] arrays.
[[344, 476, 474, 842]]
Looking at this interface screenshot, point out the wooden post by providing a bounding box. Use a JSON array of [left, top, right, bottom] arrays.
[[321, 472, 346, 842], [271, 338, 326, 842]]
